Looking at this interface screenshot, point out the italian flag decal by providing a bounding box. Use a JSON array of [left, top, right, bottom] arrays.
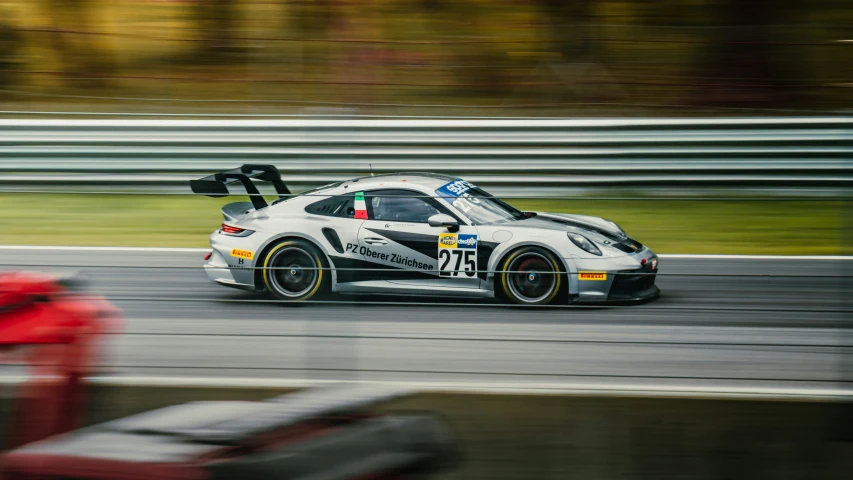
[[354, 191, 368, 219]]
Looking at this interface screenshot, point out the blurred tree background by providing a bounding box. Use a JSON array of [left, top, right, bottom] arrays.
[[0, 0, 849, 116]]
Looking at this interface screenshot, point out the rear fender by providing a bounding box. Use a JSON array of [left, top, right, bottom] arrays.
[[253, 233, 337, 290]]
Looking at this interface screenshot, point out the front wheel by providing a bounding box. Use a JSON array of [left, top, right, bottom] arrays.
[[262, 239, 328, 301], [497, 246, 565, 305]]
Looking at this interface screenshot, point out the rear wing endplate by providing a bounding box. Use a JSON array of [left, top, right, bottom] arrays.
[[190, 164, 290, 210]]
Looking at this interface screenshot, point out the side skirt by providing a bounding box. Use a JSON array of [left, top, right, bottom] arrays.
[[334, 280, 494, 298]]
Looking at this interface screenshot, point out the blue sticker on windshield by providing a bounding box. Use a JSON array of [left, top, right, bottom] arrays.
[[436, 180, 476, 204]]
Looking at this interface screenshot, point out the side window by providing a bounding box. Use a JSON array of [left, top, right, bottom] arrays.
[[305, 194, 356, 218], [367, 189, 448, 223]]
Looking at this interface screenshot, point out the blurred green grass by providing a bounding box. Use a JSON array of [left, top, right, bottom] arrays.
[[2, 194, 848, 254]]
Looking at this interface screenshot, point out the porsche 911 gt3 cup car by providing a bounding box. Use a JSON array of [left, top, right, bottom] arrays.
[[191, 165, 659, 305]]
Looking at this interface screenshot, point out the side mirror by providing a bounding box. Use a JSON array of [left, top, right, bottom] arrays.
[[428, 214, 459, 231]]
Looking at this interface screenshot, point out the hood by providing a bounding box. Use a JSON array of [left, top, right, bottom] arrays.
[[511, 212, 627, 241], [506, 212, 644, 256]]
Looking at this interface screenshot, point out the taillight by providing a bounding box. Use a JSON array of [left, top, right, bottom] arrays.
[[221, 224, 243, 234], [220, 223, 254, 236]]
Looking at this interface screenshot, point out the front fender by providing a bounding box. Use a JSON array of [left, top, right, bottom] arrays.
[[484, 236, 573, 292]]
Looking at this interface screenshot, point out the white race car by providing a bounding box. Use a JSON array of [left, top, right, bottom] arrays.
[[192, 165, 659, 305]]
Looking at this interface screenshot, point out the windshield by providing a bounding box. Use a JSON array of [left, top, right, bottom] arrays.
[[435, 180, 526, 225], [271, 181, 343, 206]]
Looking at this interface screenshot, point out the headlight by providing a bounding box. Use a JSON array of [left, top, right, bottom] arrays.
[[567, 232, 602, 256]]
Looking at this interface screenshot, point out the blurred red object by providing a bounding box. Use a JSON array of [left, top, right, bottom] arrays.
[[0, 271, 122, 448], [1, 274, 455, 480]]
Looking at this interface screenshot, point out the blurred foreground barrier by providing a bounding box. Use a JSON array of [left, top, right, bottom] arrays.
[[2, 384, 458, 480], [0, 116, 851, 191], [2, 383, 848, 480]]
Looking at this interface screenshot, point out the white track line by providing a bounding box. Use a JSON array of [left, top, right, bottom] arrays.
[[0, 374, 848, 400], [0, 245, 209, 253], [659, 254, 853, 260], [0, 245, 850, 260]]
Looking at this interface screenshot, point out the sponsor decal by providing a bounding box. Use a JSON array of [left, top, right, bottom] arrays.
[[230, 248, 254, 260], [578, 271, 607, 281], [364, 228, 439, 260], [389, 253, 434, 270], [456, 234, 478, 249], [651, 258, 658, 270], [354, 191, 368, 219], [331, 256, 436, 283], [354, 244, 434, 270], [438, 233, 478, 277], [439, 233, 458, 248], [228, 258, 249, 268]]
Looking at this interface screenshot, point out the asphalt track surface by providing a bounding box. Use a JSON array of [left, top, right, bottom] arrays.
[[2, 248, 852, 394]]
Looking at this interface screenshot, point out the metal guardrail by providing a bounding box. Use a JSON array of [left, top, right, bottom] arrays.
[[0, 117, 850, 192]]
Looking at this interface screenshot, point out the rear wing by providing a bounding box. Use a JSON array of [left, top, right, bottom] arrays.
[[190, 164, 290, 210]]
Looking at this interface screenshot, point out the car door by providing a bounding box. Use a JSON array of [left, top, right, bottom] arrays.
[[356, 188, 481, 290]]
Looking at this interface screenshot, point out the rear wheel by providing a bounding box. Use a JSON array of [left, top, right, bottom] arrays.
[[262, 239, 328, 301], [498, 246, 564, 305]]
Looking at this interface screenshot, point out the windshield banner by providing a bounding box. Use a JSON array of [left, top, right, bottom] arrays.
[[436, 180, 476, 205]]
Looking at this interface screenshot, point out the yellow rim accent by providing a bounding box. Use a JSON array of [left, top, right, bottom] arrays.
[[263, 241, 324, 300], [499, 250, 522, 298], [500, 248, 562, 304]]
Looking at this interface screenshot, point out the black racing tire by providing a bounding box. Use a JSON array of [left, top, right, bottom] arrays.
[[497, 246, 566, 305], [262, 239, 328, 302]]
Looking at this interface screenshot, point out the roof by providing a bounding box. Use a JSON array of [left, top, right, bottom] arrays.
[[335, 172, 460, 193]]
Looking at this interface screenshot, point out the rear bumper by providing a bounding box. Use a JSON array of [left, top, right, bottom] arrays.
[[204, 266, 259, 292], [203, 228, 267, 291], [204, 241, 259, 292]]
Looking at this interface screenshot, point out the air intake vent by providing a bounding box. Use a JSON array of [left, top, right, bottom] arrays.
[[611, 238, 643, 254], [322, 228, 345, 254]]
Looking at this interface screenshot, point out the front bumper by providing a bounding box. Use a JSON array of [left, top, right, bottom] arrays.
[[570, 249, 660, 303], [607, 269, 660, 302]]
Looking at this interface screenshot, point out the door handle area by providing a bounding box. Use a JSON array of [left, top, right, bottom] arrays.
[[363, 237, 388, 245]]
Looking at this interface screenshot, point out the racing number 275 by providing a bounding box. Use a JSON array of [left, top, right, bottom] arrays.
[[439, 250, 476, 277]]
